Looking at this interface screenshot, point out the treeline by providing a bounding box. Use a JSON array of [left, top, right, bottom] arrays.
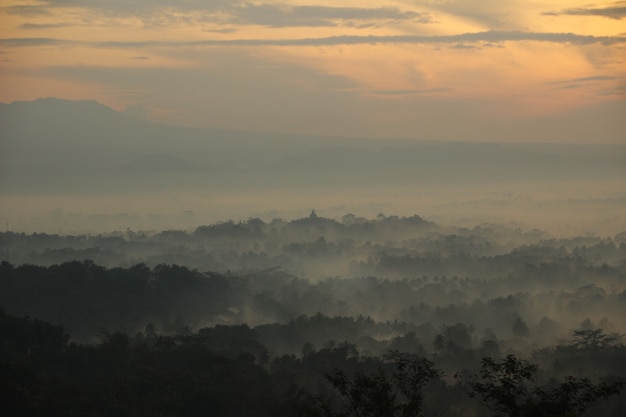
[[2, 309, 624, 417], [6, 212, 617, 274], [2, 214, 625, 415], [1, 260, 624, 353], [1, 213, 624, 282], [0, 261, 626, 354]]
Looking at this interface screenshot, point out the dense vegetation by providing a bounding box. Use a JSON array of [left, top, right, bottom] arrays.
[[1, 309, 624, 417], [1, 213, 625, 415]]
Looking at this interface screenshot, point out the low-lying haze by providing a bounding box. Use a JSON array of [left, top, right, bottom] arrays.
[[1, 3, 625, 416], [1, 99, 624, 236]]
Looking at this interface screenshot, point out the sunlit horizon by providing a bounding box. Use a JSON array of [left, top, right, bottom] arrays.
[[1, 1, 624, 142]]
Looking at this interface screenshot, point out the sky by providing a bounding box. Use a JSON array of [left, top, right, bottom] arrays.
[[1, 1, 625, 142]]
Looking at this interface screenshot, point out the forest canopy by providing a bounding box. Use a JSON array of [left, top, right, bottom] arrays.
[[1, 213, 625, 416]]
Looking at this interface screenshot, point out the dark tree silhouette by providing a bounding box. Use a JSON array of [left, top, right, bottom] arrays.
[[320, 352, 440, 417], [571, 328, 622, 350], [456, 354, 624, 417]]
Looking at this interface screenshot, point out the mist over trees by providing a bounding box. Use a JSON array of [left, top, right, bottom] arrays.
[[3, 0, 625, 411], [1, 213, 625, 415]]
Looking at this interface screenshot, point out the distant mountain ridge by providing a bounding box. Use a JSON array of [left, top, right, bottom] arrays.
[[1, 98, 624, 193]]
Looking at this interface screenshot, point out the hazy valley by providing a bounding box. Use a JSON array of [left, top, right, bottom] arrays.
[[1, 98, 625, 235], [1, 99, 625, 416]]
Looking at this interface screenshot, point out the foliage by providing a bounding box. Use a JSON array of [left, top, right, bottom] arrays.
[[457, 354, 624, 417], [321, 352, 440, 417], [2, 223, 626, 417], [1, 307, 625, 417], [571, 328, 622, 350]]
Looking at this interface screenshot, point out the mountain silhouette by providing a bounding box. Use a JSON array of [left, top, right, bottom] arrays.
[[1, 98, 624, 193]]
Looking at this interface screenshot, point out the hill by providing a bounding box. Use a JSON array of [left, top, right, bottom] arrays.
[[2, 97, 624, 193]]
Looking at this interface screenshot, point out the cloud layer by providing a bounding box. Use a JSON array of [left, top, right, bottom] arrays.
[[544, 3, 626, 19], [1, 0, 624, 143]]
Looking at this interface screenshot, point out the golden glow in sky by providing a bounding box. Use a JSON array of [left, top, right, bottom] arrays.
[[1, 0, 625, 142]]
